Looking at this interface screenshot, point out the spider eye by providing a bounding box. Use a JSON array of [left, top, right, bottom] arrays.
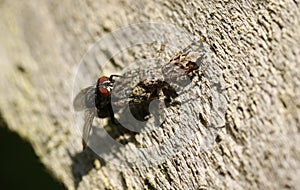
[[98, 87, 110, 96], [98, 76, 109, 84]]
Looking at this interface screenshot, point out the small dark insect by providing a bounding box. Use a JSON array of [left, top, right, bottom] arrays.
[[73, 75, 120, 149]]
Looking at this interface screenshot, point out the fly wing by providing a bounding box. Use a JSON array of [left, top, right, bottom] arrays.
[[73, 86, 96, 111], [82, 109, 95, 149]]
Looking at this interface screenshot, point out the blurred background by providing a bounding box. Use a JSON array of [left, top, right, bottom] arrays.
[[0, 114, 66, 189]]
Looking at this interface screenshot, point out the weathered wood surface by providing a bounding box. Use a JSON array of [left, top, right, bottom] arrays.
[[0, 0, 299, 189]]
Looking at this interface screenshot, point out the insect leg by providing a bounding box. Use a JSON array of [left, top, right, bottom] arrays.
[[109, 75, 123, 82]]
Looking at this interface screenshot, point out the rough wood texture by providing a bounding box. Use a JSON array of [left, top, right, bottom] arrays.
[[0, 0, 299, 189]]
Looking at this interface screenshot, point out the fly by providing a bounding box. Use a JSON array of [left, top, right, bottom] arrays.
[[73, 75, 120, 149]]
